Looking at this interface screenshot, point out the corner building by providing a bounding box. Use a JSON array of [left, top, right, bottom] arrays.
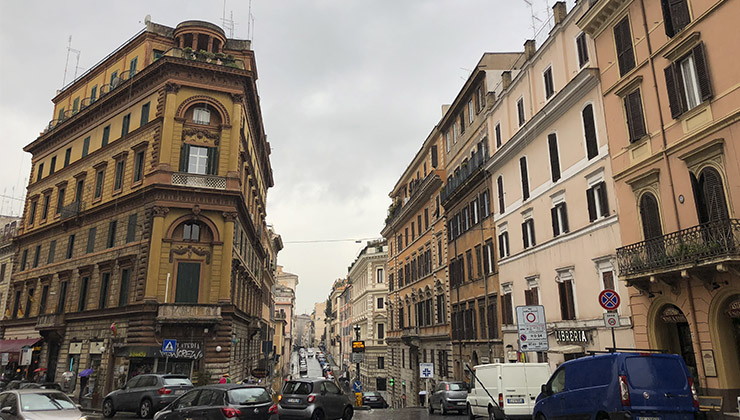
[[382, 126, 451, 408], [580, 0, 740, 411], [2, 20, 275, 400]]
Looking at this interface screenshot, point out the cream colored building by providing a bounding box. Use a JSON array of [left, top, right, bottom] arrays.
[[483, 1, 632, 369], [313, 300, 326, 348], [0, 217, 20, 320], [348, 241, 388, 394]]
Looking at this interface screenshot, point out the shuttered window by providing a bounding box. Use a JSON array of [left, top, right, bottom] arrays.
[[498, 232, 510, 258], [614, 16, 636, 76], [126, 213, 138, 243], [525, 288, 539, 305], [520, 156, 530, 200], [99, 272, 110, 309], [661, 0, 691, 37], [86, 227, 96, 254], [587, 181, 610, 222], [664, 43, 712, 119], [623, 89, 647, 142], [544, 67, 555, 99], [180, 145, 219, 175], [175, 262, 201, 303], [522, 219, 536, 249], [517, 98, 526, 126], [501, 293, 514, 324], [548, 133, 561, 182], [639, 193, 663, 240], [78, 276, 89, 312], [583, 104, 599, 159], [691, 167, 729, 223], [551, 202, 569, 237], [495, 122, 502, 148], [119, 268, 130, 307], [576, 33, 589, 68], [431, 145, 438, 168], [497, 176, 505, 214], [558, 280, 576, 320]]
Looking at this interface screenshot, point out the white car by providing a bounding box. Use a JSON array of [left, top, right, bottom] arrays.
[[307, 349, 315, 358]]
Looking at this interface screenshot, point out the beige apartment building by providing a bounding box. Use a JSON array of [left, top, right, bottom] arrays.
[[382, 125, 451, 408], [313, 300, 326, 348], [348, 241, 388, 394], [484, 1, 632, 369], [580, 0, 740, 410], [0, 218, 20, 321]]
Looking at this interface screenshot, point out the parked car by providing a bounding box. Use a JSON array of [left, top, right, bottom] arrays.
[[102, 374, 193, 418], [467, 362, 551, 419], [429, 381, 468, 415], [361, 391, 388, 409], [278, 378, 353, 420], [153, 384, 276, 420], [0, 389, 85, 420], [534, 352, 699, 420]]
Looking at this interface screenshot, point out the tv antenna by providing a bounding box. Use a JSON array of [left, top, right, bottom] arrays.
[[221, 0, 237, 38], [62, 36, 83, 87]]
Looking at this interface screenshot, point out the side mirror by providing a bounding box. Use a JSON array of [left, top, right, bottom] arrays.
[[1, 407, 15, 415], [541, 384, 550, 395]]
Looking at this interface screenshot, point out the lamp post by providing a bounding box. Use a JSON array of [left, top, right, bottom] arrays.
[[353, 325, 361, 382]]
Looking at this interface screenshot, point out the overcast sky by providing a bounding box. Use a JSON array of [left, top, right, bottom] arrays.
[[0, 0, 567, 314]]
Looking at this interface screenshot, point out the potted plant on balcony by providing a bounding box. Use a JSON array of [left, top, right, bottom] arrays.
[[215, 52, 227, 65]]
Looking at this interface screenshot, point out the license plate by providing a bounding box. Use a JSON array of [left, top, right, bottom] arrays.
[[506, 398, 525, 404], [175, 390, 185, 395], [368, 397, 377, 401], [287, 398, 300, 404], [637, 417, 660, 420], [457, 402, 466, 405]]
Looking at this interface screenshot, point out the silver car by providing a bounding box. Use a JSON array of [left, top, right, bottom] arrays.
[[278, 378, 353, 420], [428, 381, 469, 415], [0, 389, 86, 420]]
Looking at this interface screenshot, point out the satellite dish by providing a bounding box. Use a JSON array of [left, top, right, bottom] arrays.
[[144, 14, 151, 25]]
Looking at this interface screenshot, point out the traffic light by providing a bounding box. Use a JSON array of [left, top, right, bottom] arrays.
[[389, 377, 394, 386]]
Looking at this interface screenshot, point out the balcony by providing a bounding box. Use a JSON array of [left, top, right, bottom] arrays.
[[35, 314, 65, 332], [156, 304, 222, 325], [383, 173, 443, 232], [440, 147, 489, 205], [617, 219, 740, 279], [172, 173, 227, 190], [60, 201, 85, 220]]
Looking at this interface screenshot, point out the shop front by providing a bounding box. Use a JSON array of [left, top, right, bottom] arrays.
[[0, 338, 42, 381], [119, 341, 204, 382]]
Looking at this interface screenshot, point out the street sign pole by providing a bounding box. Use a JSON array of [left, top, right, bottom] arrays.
[[611, 325, 616, 349], [599, 290, 621, 351]]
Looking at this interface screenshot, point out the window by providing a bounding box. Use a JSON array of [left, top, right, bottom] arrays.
[[176, 262, 200, 303], [459, 113, 465, 134], [468, 99, 475, 123], [431, 145, 438, 168], [180, 144, 218, 175], [90, 85, 97, 103], [86, 227, 96, 254], [576, 33, 589, 68], [466, 250, 473, 281], [41, 194, 50, 220], [445, 132, 451, 152], [72, 97, 79, 113], [55, 187, 65, 215], [119, 268, 130, 306], [107, 220, 117, 248], [417, 215, 422, 235], [102, 125, 110, 146], [57, 281, 68, 314], [140, 102, 150, 126], [75, 179, 84, 203], [502, 291, 514, 324], [661, 0, 691, 37], [28, 200, 37, 225], [602, 270, 616, 291], [483, 240, 495, 274], [183, 222, 201, 241], [525, 286, 539, 305], [20, 249, 28, 271], [558, 279, 576, 320], [39, 285, 49, 315], [495, 122, 502, 148], [639, 193, 663, 240], [471, 198, 480, 225], [477, 84, 485, 111], [33, 245, 41, 268], [548, 133, 561, 182], [436, 294, 446, 323], [587, 181, 610, 221], [47, 240, 56, 264], [133, 149, 145, 183], [453, 123, 459, 144], [49, 156, 57, 175], [481, 189, 491, 218], [57, 108, 65, 121], [377, 268, 384, 283], [665, 43, 712, 118], [624, 89, 647, 142], [64, 148, 72, 168], [37, 163, 44, 182], [411, 222, 415, 241], [110, 71, 119, 86], [517, 98, 525, 126], [193, 108, 211, 125], [78, 276, 89, 311], [129, 57, 138, 77], [114, 159, 125, 191], [378, 356, 385, 369], [437, 239, 442, 266], [126, 213, 137, 243], [614, 16, 636, 76], [121, 114, 131, 137], [82, 137, 90, 157], [543, 67, 555, 99], [99, 272, 110, 309], [583, 104, 599, 159], [691, 167, 729, 223], [498, 231, 510, 258], [475, 245, 483, 278], [520, 156, 530, 200], [24, 288, 33, 318], [425, 208, 429, 230], [377, 297, 384, 309], [94, 168, 105, 199], [551, 202, 569, 236], [66, 234, 75, 259], [522, 218, 536, 249]]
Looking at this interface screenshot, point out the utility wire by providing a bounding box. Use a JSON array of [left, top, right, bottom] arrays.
[[284, 237, 382, 244]]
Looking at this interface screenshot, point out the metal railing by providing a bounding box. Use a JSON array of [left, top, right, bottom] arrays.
[[172, 173, 227, 189], [617, 218, 740, 277], [60, 201, 85, 220], [440, 146, 489, 204]]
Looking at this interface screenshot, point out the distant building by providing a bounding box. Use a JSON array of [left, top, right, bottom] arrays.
[[313, 301, 326, 348], [0, 217, 20, 320]]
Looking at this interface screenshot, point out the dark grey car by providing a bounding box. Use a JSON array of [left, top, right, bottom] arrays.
[[278, 378, 353, 420], [428, 381, 468, 415], [102, 374, 193, 419]]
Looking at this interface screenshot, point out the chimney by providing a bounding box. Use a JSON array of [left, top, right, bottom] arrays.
[[502, 71, 512, 90], [524, 39, 536, 61], [553, 1, 567, 26]]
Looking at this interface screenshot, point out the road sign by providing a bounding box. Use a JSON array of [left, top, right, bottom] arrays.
[[599, 289, 621, 310], [419, 362, 434, 378], [352, 340, 365, 353], [603, 312, 620, 328], [516, 305, 549, 352], [350, 352, 364, 363], [162, 339, 176, 354], [352, 380, 363, 393]]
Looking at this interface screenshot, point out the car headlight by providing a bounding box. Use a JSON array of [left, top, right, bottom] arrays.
[[78, 416, 88, 420]]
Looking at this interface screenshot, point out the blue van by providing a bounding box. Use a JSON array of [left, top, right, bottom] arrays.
[[533, 352, 699, 420]]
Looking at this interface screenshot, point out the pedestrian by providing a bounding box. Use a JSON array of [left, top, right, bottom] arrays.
[[78, 375, 89, 403], [219, 373, 231, 384], [401, 393, 406, 408], [418, 389, 427, 407]]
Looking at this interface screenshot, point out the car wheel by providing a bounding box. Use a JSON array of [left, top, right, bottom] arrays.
[[342, 406, 353, 420], [441, 402, 448, 415], [467, 404, 475, 420], [311, 409, 324, 420], [102, 399, 116, 418], [139, 399, 154, 419], [535, 414, 547, 420], [428, 401, 434, 414]]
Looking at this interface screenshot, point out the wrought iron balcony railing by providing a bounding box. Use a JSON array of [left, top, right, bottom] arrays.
[[617, 218, 740, 277], [440, 146, 489, 204], [172, 172, 227, 189], [60, 201, 85, 220]]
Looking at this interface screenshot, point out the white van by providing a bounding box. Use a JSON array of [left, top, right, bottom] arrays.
[[466, 363, 551, 419]]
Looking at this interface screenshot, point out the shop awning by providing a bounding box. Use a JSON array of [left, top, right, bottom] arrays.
[[0, 338, 41, 353], [549, 344, 584, 354]]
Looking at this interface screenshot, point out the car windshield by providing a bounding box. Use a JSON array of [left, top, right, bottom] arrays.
[[283, 381, 312, 395], [228, 388, 271, 404], [20, 393, 77, 411], [163, 378, 192, 386], [448, 383, 466, 391]]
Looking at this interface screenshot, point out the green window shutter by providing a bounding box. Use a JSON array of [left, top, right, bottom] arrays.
[[179, 144, 190, 172], [206, 147, 219, 175], [175, 262, 201, 303]]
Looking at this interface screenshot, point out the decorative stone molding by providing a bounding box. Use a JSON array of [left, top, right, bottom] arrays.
[[165, 83, 181, 94], [153, 206, 170, 217], [223, 212, 238, 223], [183, 127, 220, 145], [169, 245, 211, 264], [176, 95, 231, 125], [230, 93, 244, 103]]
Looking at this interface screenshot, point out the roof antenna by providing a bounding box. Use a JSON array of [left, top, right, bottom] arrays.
[[221, 0, 237, 38], [62, 36, 82, 87]]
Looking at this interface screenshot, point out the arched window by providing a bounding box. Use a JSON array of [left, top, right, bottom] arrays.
[[583, 104, 598, 160], [639, 192, 663, 240], [183, 222, 201, 241], [691, 167, 730, 223], [193, 107, 211, 125]]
